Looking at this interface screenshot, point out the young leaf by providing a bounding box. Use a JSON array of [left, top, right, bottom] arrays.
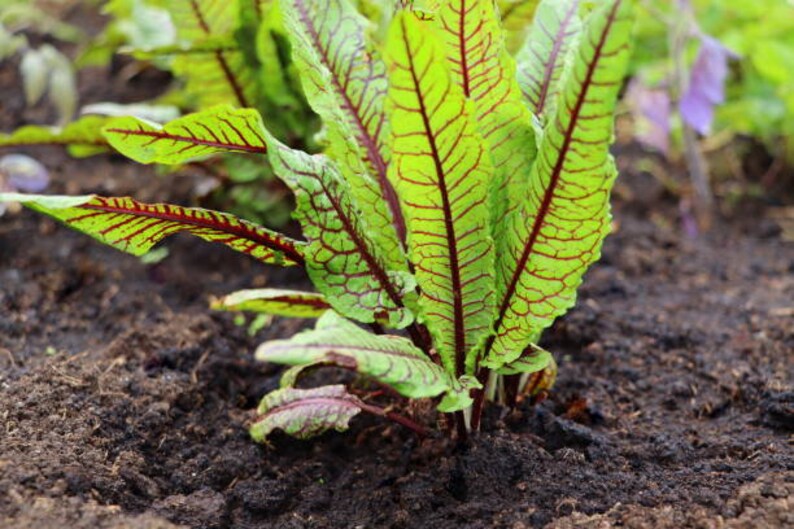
[[281, 0, 406, 264], [493, 343, 553, 375], [0, 116, 111, 157], [385, 11, 495, 375], [265, 134, 415, 328], [0, 193, 304, 266], [256, 312, 449, 398], [520, 355, 557, 397], [102, 106, 268, 164], [485, 0, 633, 369], [516, 0, 582, 120], [434, 0, 536, 236], [437, 375, 482, 412], [212, 288, 331, 317], [250, 385, 363, 441], [279, 362, 326, 388], [165, 0, 257, 108]]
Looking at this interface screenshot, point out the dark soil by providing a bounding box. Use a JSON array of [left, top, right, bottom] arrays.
[[1, 17, 793, 529]]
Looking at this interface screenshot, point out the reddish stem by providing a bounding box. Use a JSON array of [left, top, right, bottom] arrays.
[[358, 402, 428, 438]]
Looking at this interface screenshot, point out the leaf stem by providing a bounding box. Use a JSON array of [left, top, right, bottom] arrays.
[[358, 402, 428, 437], [469, 366, 490, 431]]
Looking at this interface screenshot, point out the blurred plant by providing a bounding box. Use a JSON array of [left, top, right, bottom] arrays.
[[0, 1, 80, 125], [1, 0, 315, 227], [0, 154, 49, 216], [627, 0, 793, 227]]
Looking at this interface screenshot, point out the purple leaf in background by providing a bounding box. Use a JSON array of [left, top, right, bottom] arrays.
[[626, 78, 672, 154], [0, 154, 50, 192], [679, 35, 736, 135]]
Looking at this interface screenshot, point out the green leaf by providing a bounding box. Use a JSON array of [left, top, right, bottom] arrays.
[[433, 0, 536, 240], [18, 44, 77, 125], [165, 0, 258, 108], [281, 0, 406, 268], [264, 132, 415, 328], [0, 193, 304, 266], [20, 47, 49, 106], [250, 385, 363, 441], [437, 375, 482, 413], [494, 343, 553, 375], [485, 0, 633, 369], [102, 106, 268, 164], [212, 288, 330, 317], [279, 362, 325, 388], [385, 11, 495, 376], [516, 0, 582, 120], [253, 2, 305, 110], [498, 0, 540, 53], [0, 116, 110, 157], [256, 312, 449, 398]]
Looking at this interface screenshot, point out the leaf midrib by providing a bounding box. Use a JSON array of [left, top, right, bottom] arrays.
[[80, 198, 304, 264], [401, 17, 467, 377]]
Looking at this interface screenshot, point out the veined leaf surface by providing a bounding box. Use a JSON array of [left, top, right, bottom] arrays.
[[0, 193, 303, 266], [485, 0, 633, 368], [516, 0, 582, 120], [282, 0, 406, 265], [434, 0, 536, 236], [102, 106, 268, 164], [494, 343, 553, 375], [0, 116, 110, 157], [165, 0, 257, 108], [212, 288, 330, 317], [385, 12, 495, 376], [256, 312, 449, 398], [265, 134, 415, 328], [250, 385, 363, 441]]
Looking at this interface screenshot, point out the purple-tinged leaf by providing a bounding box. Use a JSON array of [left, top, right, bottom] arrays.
[[679, 35, 735, 135], [250, 385, 364, 441]]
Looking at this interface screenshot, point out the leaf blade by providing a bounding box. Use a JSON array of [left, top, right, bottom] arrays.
[[250, 385, 363, 441], [256, 312, 449, 398], [102, 106, 268, 164], [385, 11, 495, 375], [434, 0, 537, 238], [0, 193, 303, 266], [264, 134, 415, 328], [486, 0, 633, 368], [165, 0, 257, 108], [212, 288, 331, 317], [516, 0, 582, 120], [0, 116, 111, 157], [282, 0, 406, 264]]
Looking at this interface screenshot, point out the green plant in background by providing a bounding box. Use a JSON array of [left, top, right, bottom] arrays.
[[1, 0, 634, 441]]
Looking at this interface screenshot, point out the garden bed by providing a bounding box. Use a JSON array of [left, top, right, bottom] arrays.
[[1, 25, 792, 529]]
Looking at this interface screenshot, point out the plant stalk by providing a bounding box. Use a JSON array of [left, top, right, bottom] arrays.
[[359, 402, 429, 437]]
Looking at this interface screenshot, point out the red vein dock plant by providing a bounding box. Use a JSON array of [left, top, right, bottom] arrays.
[[0, 0, 634, 443]]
